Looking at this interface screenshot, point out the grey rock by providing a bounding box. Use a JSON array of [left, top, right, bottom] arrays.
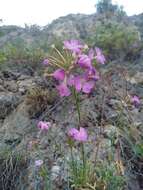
[[127, 72, 143, 84], [0, 102, 33, 146], [0, 92, 21, 119], [18, 75, 31, 80], [2, 70, 20, 80], [51, 165, 61, 180], [17, 78, 36, 94], [4, 80, 18, 92], [0, 85, 5, 92], [0, 78, 3, 85]]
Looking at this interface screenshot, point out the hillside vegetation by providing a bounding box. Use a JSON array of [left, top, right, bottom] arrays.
[[0, 1, 142, 190]]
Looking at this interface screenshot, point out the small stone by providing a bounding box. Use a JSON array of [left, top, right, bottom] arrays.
[[51, 165, 60, 180]]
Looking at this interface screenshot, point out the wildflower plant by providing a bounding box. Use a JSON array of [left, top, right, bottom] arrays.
[[42, 39, 106, 188], [29, 37, 143, 190], [43, 40, 105, 126], [32, 44, 142, 189], [43, 40, 105, 98]]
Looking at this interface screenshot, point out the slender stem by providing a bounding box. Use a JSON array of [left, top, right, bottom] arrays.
[[94, 138, 100, 167], [81, 143, 86, 181], [70, 146, 77, 178], [72, 89, 87, 183], [73, 88, 81, 128]]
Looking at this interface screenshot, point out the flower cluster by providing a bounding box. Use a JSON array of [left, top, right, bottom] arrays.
[[131, 95, 140, 107], [43, 40, 106, 97], [37, 121, 50, 131], [68, 127, 88, 142]]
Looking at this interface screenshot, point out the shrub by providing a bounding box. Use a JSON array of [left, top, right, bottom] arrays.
[[96, 0, 125, 17], [86, 19, 141, 60], [0, 51, 7, 64], [1, 42, 46, 70]]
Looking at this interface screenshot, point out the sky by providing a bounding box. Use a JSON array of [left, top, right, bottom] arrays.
[[0, 0, 143, 26]]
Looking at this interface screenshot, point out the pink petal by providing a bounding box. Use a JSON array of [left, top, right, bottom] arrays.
[[74, 76, 83, 92], [88, 48, 94, 60], [68, 128, 78, 138], [74, 127, 88, 142], [37, 121, 50, 131], [82, 81, 95, 93], [56, 83, 71, 97], [42, 59, 49, 65], [131, 95, 140, 106], [67, 74, 75, 86], [86, 67, 100, 81], [64, 40, 83, 54], [53, 69, 65, 80], [95, 47, 106, 64], [78, 54, 92, 69]]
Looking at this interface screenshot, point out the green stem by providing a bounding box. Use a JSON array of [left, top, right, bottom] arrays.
[[70, 146, 77, 178], [73, 88, 81, 128], [81, 143, 86, 181]]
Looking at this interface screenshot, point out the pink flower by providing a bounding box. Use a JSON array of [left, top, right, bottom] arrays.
[[35, 160, 43, 167], [56, 82, 71, 97], [131, 95, 140, 106], [78, 54, 92, 69], [88, 48, 95, 60], [64, 40, 83, 54], [74, 75, 95, 94], [74, 76, 84, 92], [68, 127, 88, 142], [95, 47, 106, 64], [53, 69, 65, 80], [67, 74, 75, 86], [68, 128, 79, 138], [42, 59, 49, 65], [86, 67, 100, 81], [82, 81, 95, 93], [37, 121, 50, 131]]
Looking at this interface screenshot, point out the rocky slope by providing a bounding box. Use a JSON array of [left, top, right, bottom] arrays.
[[0, 12, 143, 48], [0, 10, 143, 190], [0, 61, 142, 189]]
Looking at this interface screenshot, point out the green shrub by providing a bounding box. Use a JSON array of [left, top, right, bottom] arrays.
[[1, 42, 46, 70], [86, 19, 141, 60], [96, 0, 125, 17], [0, 51, 7, 63]]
